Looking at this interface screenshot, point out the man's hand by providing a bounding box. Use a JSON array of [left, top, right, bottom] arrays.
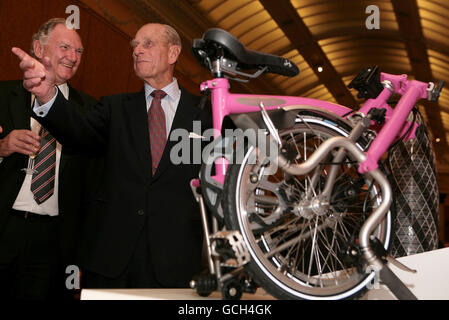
[[11, 47, 57, 104], [0, 129, 40, 157]]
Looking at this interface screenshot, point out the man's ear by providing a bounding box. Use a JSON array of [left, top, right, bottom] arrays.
[[168, 45, 181, 65], [33, 40, 44, 59]]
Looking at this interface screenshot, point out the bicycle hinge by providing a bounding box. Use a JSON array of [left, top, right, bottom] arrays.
[[427, 80, 445, 102]]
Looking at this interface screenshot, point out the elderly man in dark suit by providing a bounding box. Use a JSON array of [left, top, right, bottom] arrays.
[[0, 18, 97, 299], [13, 23, 211, 288]]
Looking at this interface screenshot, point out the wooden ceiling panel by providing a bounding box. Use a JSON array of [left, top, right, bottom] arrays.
[[302, 84, 337, 104], [246, 29, 287, 52], [238, 21, 279, 47], [190, 0, 223, 13], [421, 28, 449, 47], [328, 49, 409, 65], [201, 0, 253, 19], [418, 0, 449, 29], [216, 1, 265, 32], [291, 0, 398, 36], [197, 0, 274, 48], [333, 59, 411, 78], [324, 48, 409, 70], [418, 1, 449, 58], [428, 50, 449, 81], [320, 37, 407, 53], [260, 0, 359, 107], [230, 11, 273, 39], [442, 116, 449, 126]]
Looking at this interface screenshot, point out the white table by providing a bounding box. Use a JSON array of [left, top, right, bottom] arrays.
[[81, 247, 449, 300], [362, 246, 449, 300]]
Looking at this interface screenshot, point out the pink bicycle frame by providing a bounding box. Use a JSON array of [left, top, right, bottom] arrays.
[[199, 78, 352, 185], [358, 73, 429, 173], [196, 72, 429, 186]]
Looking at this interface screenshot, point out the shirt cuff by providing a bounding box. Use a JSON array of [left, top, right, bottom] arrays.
[[33, 87, 59, 117]]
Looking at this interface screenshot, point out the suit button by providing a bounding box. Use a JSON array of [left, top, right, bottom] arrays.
[[137, 209, 145, 216]]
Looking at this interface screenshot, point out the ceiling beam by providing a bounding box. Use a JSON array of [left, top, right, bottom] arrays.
[[260, 0, 359, 108], [391, 0, 448, 166], [312, 29, 449, 59]]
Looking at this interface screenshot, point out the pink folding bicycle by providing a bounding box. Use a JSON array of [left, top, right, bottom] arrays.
[[188, 28, 443, 300]]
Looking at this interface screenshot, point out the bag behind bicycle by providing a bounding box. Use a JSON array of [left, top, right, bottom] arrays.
[[387, 109, 439, 257]]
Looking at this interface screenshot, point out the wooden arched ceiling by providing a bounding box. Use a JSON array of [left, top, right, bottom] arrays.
[[80, 0, 449, 190]]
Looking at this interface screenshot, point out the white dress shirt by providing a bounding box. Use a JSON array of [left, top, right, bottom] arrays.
[[12, 83, 69, 216]]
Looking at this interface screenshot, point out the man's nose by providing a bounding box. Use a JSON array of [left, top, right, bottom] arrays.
[[66, 48, 78, 62], [133, 44, 143, 57]]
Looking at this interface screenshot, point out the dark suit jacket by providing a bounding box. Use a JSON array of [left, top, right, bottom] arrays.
[[36, 86, 211, 287], [0, 80, 97, 268]]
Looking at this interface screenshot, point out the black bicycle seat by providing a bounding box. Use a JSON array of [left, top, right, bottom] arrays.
[[192, 28, 299, 77]]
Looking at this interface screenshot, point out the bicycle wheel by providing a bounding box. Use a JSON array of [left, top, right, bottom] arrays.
[[223, 113, 392, 300]]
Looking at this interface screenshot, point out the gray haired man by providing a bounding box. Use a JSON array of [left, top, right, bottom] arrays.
[[0, 18, 97, 300]]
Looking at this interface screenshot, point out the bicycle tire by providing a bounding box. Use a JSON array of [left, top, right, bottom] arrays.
[[222, 113, 392, 300]]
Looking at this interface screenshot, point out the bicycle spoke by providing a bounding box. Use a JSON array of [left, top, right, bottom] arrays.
[[307, 217, 320, 284]]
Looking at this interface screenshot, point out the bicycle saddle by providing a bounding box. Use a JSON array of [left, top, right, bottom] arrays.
[[192, 28, 300, 77]]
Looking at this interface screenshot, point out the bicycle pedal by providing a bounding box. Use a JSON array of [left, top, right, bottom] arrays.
[[211, 231, 250, 267], [386, 255, 417, 274]]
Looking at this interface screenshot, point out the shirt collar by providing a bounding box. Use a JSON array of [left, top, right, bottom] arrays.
[[31, 83, 69, 105], [57, 83, 69, 100], [144, 78, 180, 102]]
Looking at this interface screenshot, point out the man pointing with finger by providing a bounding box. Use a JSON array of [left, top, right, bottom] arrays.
[[0, 18, 97, 300], [13, 23, 211, 289]]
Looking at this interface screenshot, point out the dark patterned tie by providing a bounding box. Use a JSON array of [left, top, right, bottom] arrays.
[[31, 127, 56, 204], [148, 90, 167, 175]]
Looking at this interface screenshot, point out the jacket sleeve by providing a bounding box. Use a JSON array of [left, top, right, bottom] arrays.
[[32, 90, 111, 152]]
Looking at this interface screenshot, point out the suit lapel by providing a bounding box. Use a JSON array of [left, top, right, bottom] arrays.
[[59, 86, 86, 176], [152, 89, 200, 180], [68, 84, 85, 107], [123, 90, 153, 180]]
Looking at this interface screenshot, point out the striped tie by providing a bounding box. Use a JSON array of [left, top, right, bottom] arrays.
[[148, 90, 167, 175], [31, 127, 56, 204]]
